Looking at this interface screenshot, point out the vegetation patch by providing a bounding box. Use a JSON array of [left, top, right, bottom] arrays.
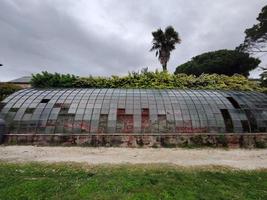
[[31, 70, 267, 93], [0, 83, 22, 101], [0, 162, 267, 200]]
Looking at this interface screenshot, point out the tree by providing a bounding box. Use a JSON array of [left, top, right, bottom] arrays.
[[174, 49, 260, 77], [236, 5, 267, 53], [150, 26, 181, 71]]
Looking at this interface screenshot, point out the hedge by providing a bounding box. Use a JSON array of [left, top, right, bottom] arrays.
[[30, 71, 267, 92], [31, 71, 78, 88]]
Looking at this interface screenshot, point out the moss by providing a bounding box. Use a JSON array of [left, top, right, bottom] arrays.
[[255, 141, 266, 148], [217, 135, 228, 147]]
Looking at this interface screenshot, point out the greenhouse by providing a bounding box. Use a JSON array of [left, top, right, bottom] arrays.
[[1, 88, 267, 136]]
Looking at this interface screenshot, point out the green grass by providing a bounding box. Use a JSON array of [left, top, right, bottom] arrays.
[[0, 163, 266, 200]]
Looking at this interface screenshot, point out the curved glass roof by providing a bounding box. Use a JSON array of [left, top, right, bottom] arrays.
[[0, 89, 267, 134]]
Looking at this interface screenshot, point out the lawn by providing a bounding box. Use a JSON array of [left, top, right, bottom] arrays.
[[0, 162, 266, 200]]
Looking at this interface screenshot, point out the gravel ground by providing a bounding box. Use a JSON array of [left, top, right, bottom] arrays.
[[0, 146, 267, 170]]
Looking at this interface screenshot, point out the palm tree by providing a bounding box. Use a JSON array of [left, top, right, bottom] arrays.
[[150, 26, 181, 71], [260, 67, 267, 86]]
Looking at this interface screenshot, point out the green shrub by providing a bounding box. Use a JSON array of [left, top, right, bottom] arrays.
[[30, 70, 267, 92], [0, 83, 22, 101], [31, 71, 78, 88]]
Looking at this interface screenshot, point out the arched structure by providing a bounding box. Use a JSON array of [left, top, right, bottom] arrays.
[[0, 89, 267, 147]]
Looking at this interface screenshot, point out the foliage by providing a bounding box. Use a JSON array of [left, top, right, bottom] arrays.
[[175, 49, 260, 77], [150, 26, 181, 71], [0, 162, 267, 200], [0, 83, 21, 101], [31, 71, 78, 88], [31, 70, 267, 92], [236, 5, 267, 53]]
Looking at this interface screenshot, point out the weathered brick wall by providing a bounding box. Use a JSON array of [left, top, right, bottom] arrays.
[[3, 134, 267, 148]]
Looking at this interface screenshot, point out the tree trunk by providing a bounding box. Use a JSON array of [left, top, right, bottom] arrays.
[[162, 62, 167, 71], [159, 50, 169, 72]]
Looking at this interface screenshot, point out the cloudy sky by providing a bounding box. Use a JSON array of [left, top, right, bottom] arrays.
[[0, 0, 266, 81]]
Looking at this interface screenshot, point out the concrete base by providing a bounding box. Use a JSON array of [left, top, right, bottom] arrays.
[[2, 133, 267, 148]]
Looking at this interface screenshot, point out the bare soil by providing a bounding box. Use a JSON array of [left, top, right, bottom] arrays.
[[0, 146, 267, 170]]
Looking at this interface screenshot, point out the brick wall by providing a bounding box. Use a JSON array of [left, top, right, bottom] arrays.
[[3, 133, 267, 148]]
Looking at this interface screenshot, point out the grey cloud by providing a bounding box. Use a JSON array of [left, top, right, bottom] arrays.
[[0, 0, 266, 81], [0, 0, 152, 80]]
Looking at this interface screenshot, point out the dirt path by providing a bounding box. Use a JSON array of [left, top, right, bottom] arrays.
[[0, 146, 267, 170]]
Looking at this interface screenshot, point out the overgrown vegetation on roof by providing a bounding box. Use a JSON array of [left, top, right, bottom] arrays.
[[31, 71, 77, 88], [30, 70, 267, 93]]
